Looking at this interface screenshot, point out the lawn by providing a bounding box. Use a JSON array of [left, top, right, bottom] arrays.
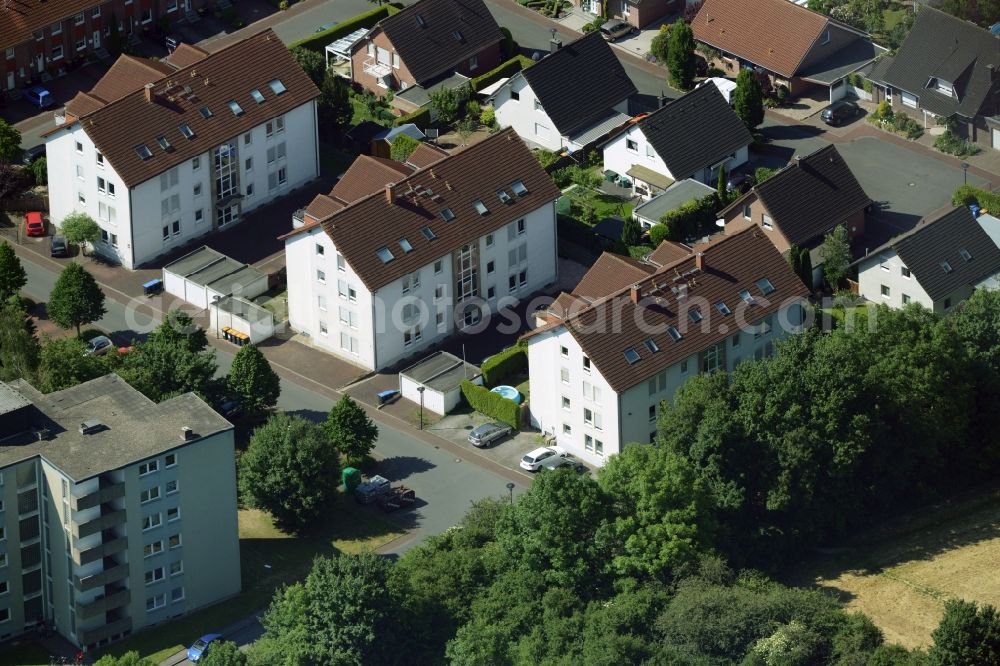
[[818, 303, 875, 328], [564, 185, 635, 227], [788, 486, 1000, 648], [883, 8, 906, 31], [71, 502, 404, 664]]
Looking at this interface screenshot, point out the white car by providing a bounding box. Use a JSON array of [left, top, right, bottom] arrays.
[[519, 446, 568, 472]]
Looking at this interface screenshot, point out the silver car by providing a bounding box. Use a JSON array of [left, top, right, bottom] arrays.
[[468, 422, 513, 448], [520, 446, 568, 472]]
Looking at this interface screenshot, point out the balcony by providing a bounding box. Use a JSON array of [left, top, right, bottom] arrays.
[[78, 617, 132, 646], [72, 509, 126, 539], [75, 562, 129, 593], [77, 588, 130, 620], [72, 481, 124, 511], [363, 57, 391, 79], [73, 536, 127, 566]]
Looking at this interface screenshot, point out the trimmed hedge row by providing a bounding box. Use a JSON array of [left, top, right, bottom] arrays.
[[481, 344, 527, 386], [393, 106, 431, 129], [461, 381, 520, 430], [953, 185, 1000, 214], [288, 4, 401, 52], [470, 55, 535, 93]]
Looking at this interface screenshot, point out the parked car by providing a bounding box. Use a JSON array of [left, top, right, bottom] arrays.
[[216, 396, 244, 420], [21, 144, 45, 165], [84, 335, 114, 356], [520, 445, 568, 472], [726, 169, 752, 193], [187, 633, 223, 662], [468, 422, 513, 448], [820, 100, 861, 126], [24, 211, 45, 237], [538, 453, 589, 474], [50, 235, 68, 257], [23, 86, 53, 109], [316, 21, 338, 32], [600, 20, 635, 42]]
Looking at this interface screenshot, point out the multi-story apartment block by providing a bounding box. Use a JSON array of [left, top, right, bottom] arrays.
[[44, 29, 320, 269], [0, 374, 240, 652], [526, 228, 809, 466], [283, 129, 560, 371], [0, 0, 210, 93]]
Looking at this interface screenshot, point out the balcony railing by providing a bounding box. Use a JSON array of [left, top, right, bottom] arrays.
[[73, 536, 128, 566], [77, 588, 130, 620], [72, 509, 126, 539], [72, 482, 124, 511], [78, 617, 132, 646], [363, 57, 391, 78], [75, 562, 129, 592]]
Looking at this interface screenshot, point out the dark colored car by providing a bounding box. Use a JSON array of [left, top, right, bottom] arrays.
[[21, 144, 45, 165], [316, 21, 338, 32], [188, 633, 223, 662], [23, 86, 53, 108], [50, 235, 68, 257], [820, 100, 861, 126], [216, 397, 243, 420], [726, 169, 752, 193], [468, 422, 513, 448]]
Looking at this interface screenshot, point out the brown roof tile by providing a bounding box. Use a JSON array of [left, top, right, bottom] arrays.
[[63, 92, 106, 119], [88, 56, 175, 105], [164, 43, 210, 68], [304, 129, 560, 292], [572, 252, 654, 301], [692, 0, 829, 77], [303, 194, 347, 223], [66, 29, 319, 189], [552, 228, 809, 393], [331, 155, 414, 203], [1, 0, 95, 49], [648, 240, 693, 267], [406, 142, 450, 168]]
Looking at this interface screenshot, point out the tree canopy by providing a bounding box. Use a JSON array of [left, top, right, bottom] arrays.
[[0, 242, 27, 301], [733, 67, 765, 131], [227, 342, 280, 416], [666, 20, 696, 90], [390, 134, 420, 162], [324, 395, 378, 463], [0, 297, 39, 382], [0, 119, 21, 163], [819, 224, 851, 288], [60, 212, 102, 254], [47, 262, 106, 335]]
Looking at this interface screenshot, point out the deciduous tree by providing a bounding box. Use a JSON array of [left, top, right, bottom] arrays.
[[666, 20, 696, 90], [291, 46, 325, 86], [60, 212, 101, 256], [928, 599, 1000, 666], [227, 342, 280, 416], [324, 395, 378, 462], [0, 119, 21, 163], [733, 67, 765, 131], [819, 223, 851, 288], [35, 336, 105, 393], [389, 134, 420, 162], [0, 297, 39, 382], [199, 640, 247, 666], [47, 262, 106, 335], [0, 241, 27, 301]]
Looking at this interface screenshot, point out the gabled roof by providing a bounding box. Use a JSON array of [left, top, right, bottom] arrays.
[[874, 7, 1000, 118], [691, 0, 830, 77], [376, 0, 503, 85], [647, 240, 693, 267], [164, 43, 210, 69], [880, 207, 1000, 302], [331, 155, 415, 203], [529, 228, 809, 393], [636, 84, 753, 180], [296, 129, 560, 292], [521, 32, 637, 137], [303, 194, 348, 223], [406, 142, 450, 168], [54, 29, 319, 189], [573, 252, 654, 301], [1, 0, 95, 49], [89, 56, 175, 105], [724, 145, 870, 246]]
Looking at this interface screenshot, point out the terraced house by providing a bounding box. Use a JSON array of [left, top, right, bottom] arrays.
[[0, 0, 209, 93], [283, 129, 560, 371], [44, 29, 320, 269], [0, 375, 240, 652], [526, 228, 809, 466]]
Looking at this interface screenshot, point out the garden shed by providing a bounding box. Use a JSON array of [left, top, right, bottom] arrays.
[[399, 352, 482, 416], [163, 246, 268, 310], [209, 296, 276, 345], [633, 179, 716, 229]]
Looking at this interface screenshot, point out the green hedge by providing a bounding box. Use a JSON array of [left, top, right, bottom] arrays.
[[461, 381, 520, 430], [288, 4, 402, 52], [393, 106, 431, 129], [470, 55, 535, 93], [953, 185, 1000, 213], [481, 345, 527, 386]]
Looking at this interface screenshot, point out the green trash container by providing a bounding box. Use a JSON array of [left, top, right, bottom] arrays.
[[342, 467, 362, 493]]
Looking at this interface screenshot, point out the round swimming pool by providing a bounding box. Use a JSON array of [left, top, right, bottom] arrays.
[[491, 385, 523, 404]]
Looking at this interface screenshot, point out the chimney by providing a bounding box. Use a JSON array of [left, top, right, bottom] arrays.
[[385, 182, 396, 203], [658, 91, 667, 109], [181, 426, 193, 441], [630, 283, 641, 304], [144, 82, 154, 103], [695, 252, 704, 271], [550, 29, 562, 52]]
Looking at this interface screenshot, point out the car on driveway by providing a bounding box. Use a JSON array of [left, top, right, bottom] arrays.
[[23, 86, 53, 108], [24, 211, 45, 237], [820, 99, 861, 126], [50, 235, 68, 257], [468, 422, 513, 448], [600, 19, 635, 42], [84, 335, 114, 356], [188, 633, 223, 662], [520, 445, 568, 472], [21, 144, 45, 165]]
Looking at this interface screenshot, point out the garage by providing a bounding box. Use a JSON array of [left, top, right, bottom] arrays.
[[399, 351, 482, 416], [163, 246, 268, 311]]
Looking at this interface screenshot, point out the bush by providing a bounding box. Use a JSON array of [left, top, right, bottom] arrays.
[[535, 150, 561, 169], [480, 105, 496, 127], [706, 66, 725, 77], [288, 5, 401, 51], [393, 106, 431, 129], [470, 55, 534, 92], [461, 380, 520, 429], [500, 27, 515, 59], [649, 223, 670, 246], [30, 157, 46, 186], [464, 99, 481, 120], [390, 134, 420, 162], [934, 130, 980, 157], [658, 194, 718, 241], [481, 345, 527, 385], [953, 185, 1000, 213]]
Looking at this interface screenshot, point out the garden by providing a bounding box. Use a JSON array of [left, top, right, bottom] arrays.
[[460, 344, 529, 430], [516, 0, 573, 18], [867, 100, 923, 140]]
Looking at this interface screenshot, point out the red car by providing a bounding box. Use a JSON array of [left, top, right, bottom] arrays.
[[24, 211, 45, 237]]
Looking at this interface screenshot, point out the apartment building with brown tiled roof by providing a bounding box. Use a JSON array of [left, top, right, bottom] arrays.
[[43, 29, 320, 269]]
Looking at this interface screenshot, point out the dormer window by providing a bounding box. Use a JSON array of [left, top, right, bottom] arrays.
[[934, 79, 954, 96], [820, 30, 830, 45]]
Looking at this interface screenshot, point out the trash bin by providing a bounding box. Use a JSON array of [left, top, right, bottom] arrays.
[[342, 467, 362, 493]]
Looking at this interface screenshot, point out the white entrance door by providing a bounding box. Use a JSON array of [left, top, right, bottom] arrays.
[[35, 53, 43, 74], [93, 30, 101, 50], [6, 72, 13, 91]]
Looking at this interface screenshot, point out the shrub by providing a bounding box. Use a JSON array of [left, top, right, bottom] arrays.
[[658, 194, 718, 241], [754, 166, 779, 185], [500, 27, 515, 59], [390, 134, 420, 162], [862, 79, 873, 93], [279, 0, 289, 9], [481, 345, 528, 385], [393, 106, 431, 129], [30, 157, 47, 186], [622, 216, 643, 246], [470, 55, 534, 92], [952, 185, 1000, 213], [480, 105, 496, 127], [461, 381, 520, 429], [649, 223, 670, 246], [552, 167, 573, 188], [934, 130, 980, 157], [288, 5, 401, 51], [464, 99, 481, 120], [706, 66, 725, 77], [535, 150, 561, 169]]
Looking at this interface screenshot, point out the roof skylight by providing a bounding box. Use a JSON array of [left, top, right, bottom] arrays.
[[268, 79, 287, 95], [715, 301, 731, 315], [227, 99, 244, 116], [376, 247, 395, 263], [250, 88, 265, 104], [511, 180, 528, 196], [420, 226, 436, 240], [452, 30, 463, 41], [623, 348, 641, 364], [667, 326, 682, 342], [473, 200, 489, 215], [441, 208, 455, 221], [415, 14, 426, 27], [689, 308, 703, 323], [960, 248, 972, 262], [756, 277, 775, 295], [643, 338, 660, 353], [198, 106, 213, 118], [398, 237, 413, 253], [497, 189, 512, 204], [178, 123, 195, 139], [940, 260, 954, 273], [739, 289, 755, 304], [134, 144, 153, 160], [156, 135, 171, 150]]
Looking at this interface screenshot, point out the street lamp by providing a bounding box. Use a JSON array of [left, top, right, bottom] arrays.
[[212, 295, 222, 339], [961, 162, 970, 185], [506, 482, 515, 505], [417, 386, 425, 430]]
